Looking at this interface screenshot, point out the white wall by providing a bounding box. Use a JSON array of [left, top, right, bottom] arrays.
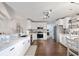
[[0, 3, 17, 34], [0, 3, 23, 34], [14, 15, 32, 35], [0, 3, 32, 34], [0, 18, 17, 34], [0, 3, 11, 19]]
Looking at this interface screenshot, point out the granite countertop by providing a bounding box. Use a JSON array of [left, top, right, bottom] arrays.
[[0, 36, 30, 52]]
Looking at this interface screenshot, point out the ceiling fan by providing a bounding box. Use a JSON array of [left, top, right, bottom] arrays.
[[43, 9, 52, 19]]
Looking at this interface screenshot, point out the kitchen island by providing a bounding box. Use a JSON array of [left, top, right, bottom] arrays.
[[0, 36, 30, 56]]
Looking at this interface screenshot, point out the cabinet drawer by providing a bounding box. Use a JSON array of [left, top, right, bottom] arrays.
[[0, 45, 15, 56]]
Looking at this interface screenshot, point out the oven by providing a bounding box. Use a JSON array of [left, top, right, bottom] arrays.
[[37, 32, 43, 38]]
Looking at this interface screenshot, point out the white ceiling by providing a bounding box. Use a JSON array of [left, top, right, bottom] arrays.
[[6, 2, 79, 23]]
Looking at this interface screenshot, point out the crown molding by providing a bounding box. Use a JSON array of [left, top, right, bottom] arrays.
[[27, 18, 47, 22]]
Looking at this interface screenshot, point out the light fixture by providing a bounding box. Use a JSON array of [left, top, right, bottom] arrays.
[[43, 9, 52, 19]]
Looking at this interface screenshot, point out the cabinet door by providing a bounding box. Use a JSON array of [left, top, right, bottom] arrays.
[[0, 48, 10, 56], [9, 46, 16, 56], [13, 42, 24, 56], [0, 45, 15, 56], [13, 39, 30, 56], [57, 19, 64, 25], [21, 38, 30, 55], [24, 40, 30, 52]]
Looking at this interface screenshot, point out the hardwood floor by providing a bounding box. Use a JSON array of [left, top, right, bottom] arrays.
[[32, 39, 67, 56]]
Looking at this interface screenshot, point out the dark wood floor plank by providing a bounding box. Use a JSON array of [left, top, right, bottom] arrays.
[[33, 39, 67, 56]]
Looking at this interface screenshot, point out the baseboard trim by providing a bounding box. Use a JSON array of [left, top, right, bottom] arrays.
[[59, 42, 67, 48]]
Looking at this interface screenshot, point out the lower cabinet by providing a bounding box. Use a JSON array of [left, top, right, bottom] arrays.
[[0, 37, 30, 56], [14, 39, 30, 56], [59, 34, 67, 47], [0, 45, 16, 56]]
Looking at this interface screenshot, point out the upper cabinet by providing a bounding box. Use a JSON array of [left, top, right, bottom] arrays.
[[63, 17, 71, 28], [56, 19, 64, 26], [56, 17, 71, 29], [31, 22, 47, 29]]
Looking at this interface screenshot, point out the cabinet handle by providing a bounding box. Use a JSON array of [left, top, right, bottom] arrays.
[[10, 47, 15, 51]]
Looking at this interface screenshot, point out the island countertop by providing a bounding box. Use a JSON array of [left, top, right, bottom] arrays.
[[0, 36, 30, 52]]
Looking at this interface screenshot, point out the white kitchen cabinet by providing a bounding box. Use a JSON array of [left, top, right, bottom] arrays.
[[0, 37, 30, 56], [13, 37, 30, 56], [32, 33, 37, 40], [56, 19, 64, 26], [0, 45, 16, 56], [56, 17, 71, 29], [14, 37, 30, 56], [59, 34, 67, 47], [13, 42, 24, 56], [31, 22, 47, 29], [63, 17, 71, 28]]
